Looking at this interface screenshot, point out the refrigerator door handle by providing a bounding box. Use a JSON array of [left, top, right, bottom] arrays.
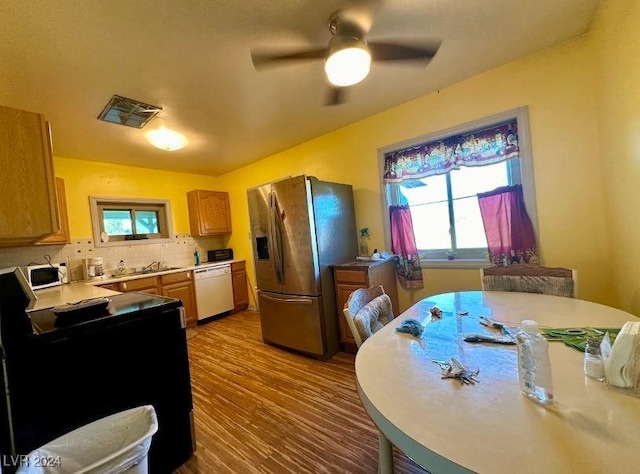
[[267, 191, 277, 282], [268, 191, 284, 284], [260, 294, 313, 305]]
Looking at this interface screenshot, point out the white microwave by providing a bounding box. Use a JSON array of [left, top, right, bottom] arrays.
[[26, 263, 68, 290]]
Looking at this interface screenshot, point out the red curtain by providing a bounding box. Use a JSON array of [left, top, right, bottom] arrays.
[[477, 185, 538, 266], [389, 205, 424, 289]]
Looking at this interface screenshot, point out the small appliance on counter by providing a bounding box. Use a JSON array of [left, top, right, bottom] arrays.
[[83, 256, 105, 280], [26, 262, 68, 290], [208, 248, 233, 262]]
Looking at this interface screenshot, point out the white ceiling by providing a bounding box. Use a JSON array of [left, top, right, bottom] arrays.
[[1, 0, 599, 177]]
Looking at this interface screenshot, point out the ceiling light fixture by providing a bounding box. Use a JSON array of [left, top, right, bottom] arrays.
[[324, 36, 371, 87], [146, 126, 188, 151]]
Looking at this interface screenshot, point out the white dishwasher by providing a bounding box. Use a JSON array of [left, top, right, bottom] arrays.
[[194, 264, 234, 320]]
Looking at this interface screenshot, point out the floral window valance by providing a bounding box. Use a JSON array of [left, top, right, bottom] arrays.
[[383, 119, 519, 183]]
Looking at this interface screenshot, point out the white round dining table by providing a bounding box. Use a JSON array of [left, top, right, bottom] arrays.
[[355, 291, 640, 474]]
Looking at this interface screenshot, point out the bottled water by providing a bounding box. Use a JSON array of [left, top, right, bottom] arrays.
[[516, 320, 554, 404]]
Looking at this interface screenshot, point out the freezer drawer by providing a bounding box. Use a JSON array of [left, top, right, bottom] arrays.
[[258, 291, 327, 356]]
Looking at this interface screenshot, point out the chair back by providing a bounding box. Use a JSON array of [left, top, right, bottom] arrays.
[[480, 264, 577, 298], [343, 285, 394, 348]]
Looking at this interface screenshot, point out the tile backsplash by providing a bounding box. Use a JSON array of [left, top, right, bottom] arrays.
[[0, 236, 224, 282]]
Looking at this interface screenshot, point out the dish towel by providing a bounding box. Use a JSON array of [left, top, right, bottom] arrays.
[[605, 321, 640, 388], [396, 319, 424, 338]]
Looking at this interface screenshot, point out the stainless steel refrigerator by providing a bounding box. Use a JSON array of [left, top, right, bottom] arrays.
[[247, 175, 357, 359]]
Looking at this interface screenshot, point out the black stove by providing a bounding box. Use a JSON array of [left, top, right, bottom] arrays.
[[28, 292, 182, 337], [0, 272, 194, 473]]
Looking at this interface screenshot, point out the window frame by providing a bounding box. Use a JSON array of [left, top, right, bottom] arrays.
[[378, 106, 538, 268], [90, 196, 174, 248]]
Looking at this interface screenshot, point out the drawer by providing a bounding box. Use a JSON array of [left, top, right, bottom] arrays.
[[334, 269, 367, 285], [121, 276, 158, 291], [231, 260, 245, 272], [160, 271, 192, 285]]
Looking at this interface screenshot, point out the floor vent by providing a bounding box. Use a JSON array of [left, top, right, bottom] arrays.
[[97, 95, 162, 128]]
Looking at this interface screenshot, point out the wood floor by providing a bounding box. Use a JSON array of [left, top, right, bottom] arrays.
[[175, 310, 426, 474]]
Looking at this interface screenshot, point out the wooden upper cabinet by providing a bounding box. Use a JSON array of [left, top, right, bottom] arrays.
[[0, 105, 59, 244], [187, 190, 232, 236], [35, 177, 71, 245]]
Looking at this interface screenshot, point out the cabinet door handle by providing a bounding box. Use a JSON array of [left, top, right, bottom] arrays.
[[121, 282, 127, 291], [187, 272, 191, 280]]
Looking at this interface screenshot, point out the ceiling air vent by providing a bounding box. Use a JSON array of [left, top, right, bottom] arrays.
[[97, 95, 162, 128]]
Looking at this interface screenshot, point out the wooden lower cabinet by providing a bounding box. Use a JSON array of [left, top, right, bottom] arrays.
[[97, 283, 120, 292], [120, 276, 159, 294], [99, 271, 197, 327], [333, 257, 399, 353], [231, 261, 249, 313], [161, 272, 197, 327]]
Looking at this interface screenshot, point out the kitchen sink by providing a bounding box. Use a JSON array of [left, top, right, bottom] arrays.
[[133, 267, 182, 275], [110, 267, 184, 278]]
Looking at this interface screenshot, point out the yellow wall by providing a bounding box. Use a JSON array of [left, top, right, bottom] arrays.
[[590, 0, 640, 314], [54, 157, 221, 239], [53, 1, 640, 315], [216, 32, 614, 312]]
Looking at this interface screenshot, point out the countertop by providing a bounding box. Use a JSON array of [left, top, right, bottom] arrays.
[[84, 259, 244, 285], [31, 282, 121, 311], [31, 259, 244, 311], [332, 256, 396, 269]]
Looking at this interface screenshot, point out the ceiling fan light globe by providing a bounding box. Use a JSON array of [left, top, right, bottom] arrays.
[[324, 46, 371, 87], [146, 127, 188, 151]]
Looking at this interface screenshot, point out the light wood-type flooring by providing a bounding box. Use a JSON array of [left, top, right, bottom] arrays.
[[176, 310, 426, 473]]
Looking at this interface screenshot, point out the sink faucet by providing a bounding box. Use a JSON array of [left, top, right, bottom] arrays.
[[141, 261, 160, 272], [115, 260, 126, 276]]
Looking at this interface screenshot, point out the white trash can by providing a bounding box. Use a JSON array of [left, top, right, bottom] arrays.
[[17, 405, 158, 474]]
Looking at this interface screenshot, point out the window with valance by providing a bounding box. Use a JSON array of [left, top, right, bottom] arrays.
[[383, 120, 519, 183], [381, 107, 538, 266]]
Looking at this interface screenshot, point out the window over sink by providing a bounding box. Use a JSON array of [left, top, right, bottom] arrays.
[[90, 196, 174, 247]]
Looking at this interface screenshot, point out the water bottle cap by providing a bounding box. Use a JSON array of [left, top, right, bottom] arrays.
[[521, 319, 539, 335]]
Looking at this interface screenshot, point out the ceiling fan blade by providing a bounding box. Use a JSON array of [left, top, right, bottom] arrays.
[[251, 48, 327, 69], [368, 41, 441, 63], [324, 86, 348, 106]]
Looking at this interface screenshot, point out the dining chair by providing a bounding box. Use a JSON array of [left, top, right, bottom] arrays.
[[480, 264, 577, 298], [343, 285, 394, 348], [344, 286, 398, 473]]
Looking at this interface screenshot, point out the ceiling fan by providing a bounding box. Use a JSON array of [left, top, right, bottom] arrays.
[[251, 8, 441, 106]]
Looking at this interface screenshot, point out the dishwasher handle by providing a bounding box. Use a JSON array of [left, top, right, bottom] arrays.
[[194, 265, 230, 279]]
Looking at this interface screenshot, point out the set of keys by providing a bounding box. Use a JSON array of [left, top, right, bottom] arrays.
[[432, 357, 480, 385]]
